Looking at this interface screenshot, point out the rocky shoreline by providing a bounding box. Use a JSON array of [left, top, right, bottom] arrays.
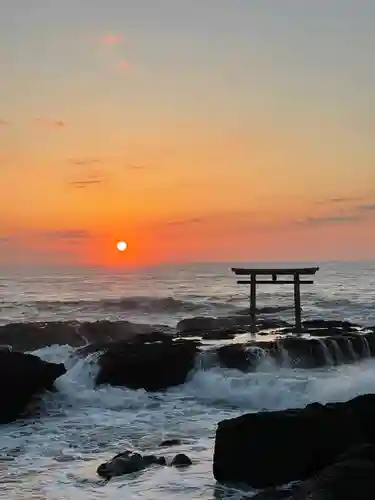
[[2, 315, 375, 498]]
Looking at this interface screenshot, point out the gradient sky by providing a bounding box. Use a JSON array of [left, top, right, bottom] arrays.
[[1, 0, 375, 266]]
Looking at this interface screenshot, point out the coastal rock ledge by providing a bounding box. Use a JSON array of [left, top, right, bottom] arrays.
[[213, 393, 375, 490], [0, 350, 66, 424]]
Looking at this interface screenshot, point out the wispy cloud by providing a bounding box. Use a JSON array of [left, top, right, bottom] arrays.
[[0, 119, 9, 126], [40, 230, 92, 240], [69, 158, 102, 166], [299, 215, 361, 226], [0, 236, 10, 243], [68, 178, 105, 189], [123, 162, 147, 170], [34, 117, 66, 128], [91, 34, 124, 46], [117, 60, 130, 70], [166, 217, 203, 227], [316, 196, 362, 206], [357, 203, 375, 212]]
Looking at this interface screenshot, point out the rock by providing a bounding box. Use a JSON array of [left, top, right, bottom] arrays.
[[216, 344, 266, 372], [213, 394, 375, 488], [336, 443, 375, 464], [159, 439, 183, 447], [252, 488, 295, 500], [171, 453, 192, 467], [212, 332, 375, 372], [0, 351, 66, 423], [97, 450, 166, 479], [176, 315, 288, 339], [95, 337, 199, 391], [0, 320, 172, 352], [291, 460, 375, 500], [302, 319, 360, 331]]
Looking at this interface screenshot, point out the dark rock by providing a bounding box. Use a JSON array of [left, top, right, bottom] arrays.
[[159, 439, 182, 447], [0, 351, 66, 423], [336, 443, 375, 464], [291, 459, 375, 500], [95, 337, 199, 391], [216, 344, 267, 372], [97, 450, 166, 479], [253, 488, 295, 500], [213, 393, 375, 488], [302, 319, 359, 331], [171, 453, 192, 467], [176, 315, 288, 340], [213, 332, 375, 372], [0, 320, 171, 352]]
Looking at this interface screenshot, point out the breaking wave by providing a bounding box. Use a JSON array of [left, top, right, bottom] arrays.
[[6, 296, 234, 314]]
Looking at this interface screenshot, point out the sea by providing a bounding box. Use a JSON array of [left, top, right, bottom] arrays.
[[0, 261, 374, 499]]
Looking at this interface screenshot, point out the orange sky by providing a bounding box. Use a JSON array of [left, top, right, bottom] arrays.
[[1, 2, 375, 266]]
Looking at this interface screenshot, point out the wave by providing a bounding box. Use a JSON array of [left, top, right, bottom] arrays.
[[9, 296, 234, 315], [33, 343, 375, 414]]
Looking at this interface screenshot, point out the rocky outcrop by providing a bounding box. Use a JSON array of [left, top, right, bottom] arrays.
[[215, 331, 375, 371], [0, 320, 170, 352], [170, 453, 192, 467], [0, 351, 66, 423], [95, 335, 199, 391], [291, 445, 375, 500], [97, 449, 193, 480], [97, 450, 166, 479], [213, 394, 375, 488], [176, 315, 288, 339]]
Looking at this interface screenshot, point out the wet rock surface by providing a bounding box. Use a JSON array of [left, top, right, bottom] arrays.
[[97, 450, 166, 479], [159, 438, 183, 447], [0, 351, 66, 423], [213, 394, 375, 489], [171, 453, 193, 467], [97, 450, 193, 480], [291, 459, 375, 500], [0, 320, 171, 352], [95, 335, 199, 391]]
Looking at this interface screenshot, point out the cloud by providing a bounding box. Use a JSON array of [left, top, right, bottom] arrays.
[[117, 60, 130, 70], [123, 163, 147, 170], [0, 119, 9, 126], [68, 178, 104, 189], [91, 34, 123, 46], [34, 117, 66, 128], [0, 236, 10, 243], [357, 203, 375, 212], [40, 230, 92, 241], [316, 196, 362, 206], [166, 217, 203, 227], [69, 158, 102, 166], [328, 197, 361, 204], [297, 215, 361, 226]]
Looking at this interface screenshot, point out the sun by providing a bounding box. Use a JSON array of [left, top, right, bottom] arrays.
[[116, 241, 128, 252]]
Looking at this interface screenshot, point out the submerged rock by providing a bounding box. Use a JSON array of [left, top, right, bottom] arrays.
[[159, 439, 183, 447], [95, 336, 199, 391], [213, 393, 375, 488], [0, 351, 66, 424], [171, 453, 193, 467], [97, 450, 166, 479]]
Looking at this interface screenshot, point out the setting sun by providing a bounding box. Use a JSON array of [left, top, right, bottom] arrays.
[[116, 241, 127, 252]]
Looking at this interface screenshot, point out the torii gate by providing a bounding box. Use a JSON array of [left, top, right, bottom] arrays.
[[231, 266, 319, 330]]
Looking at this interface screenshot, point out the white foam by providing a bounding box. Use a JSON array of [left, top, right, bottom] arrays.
[[179, 359, 375, 411]]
